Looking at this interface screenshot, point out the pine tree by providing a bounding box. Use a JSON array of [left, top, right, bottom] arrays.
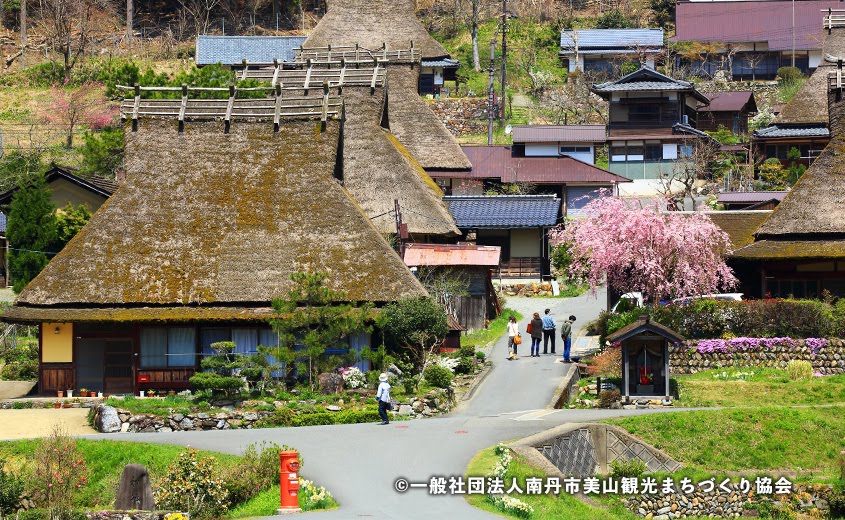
[[7, 176, 57, 293]]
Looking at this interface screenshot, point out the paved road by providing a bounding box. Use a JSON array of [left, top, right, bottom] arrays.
[[85, 287, 684, 519]]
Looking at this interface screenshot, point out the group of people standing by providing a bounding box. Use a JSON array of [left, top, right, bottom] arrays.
[[506, 309, 575, 362]]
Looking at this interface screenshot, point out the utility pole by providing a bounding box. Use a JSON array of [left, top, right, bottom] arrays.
[[394, 199, 407, 257], [488, 39, 496, 146], [127, 0, 133, 44], [500, 0, 507, 123], [791, 0, 795, 67]]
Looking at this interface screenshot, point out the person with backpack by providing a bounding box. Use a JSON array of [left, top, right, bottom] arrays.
[[529, 312, 543, 357], [560, 315, 576, 363]]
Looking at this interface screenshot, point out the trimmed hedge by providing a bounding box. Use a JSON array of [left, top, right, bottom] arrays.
[[290, 410, 382, 427], [599, 298, 843, 341]]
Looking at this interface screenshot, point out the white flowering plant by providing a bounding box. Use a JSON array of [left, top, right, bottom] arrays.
[[487, 444, 534, 518], [299, 478, 335, 511], [339, 367, 366, 389]]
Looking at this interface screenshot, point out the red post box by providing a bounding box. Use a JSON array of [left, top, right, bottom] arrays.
[[278, 450, 301, 513]]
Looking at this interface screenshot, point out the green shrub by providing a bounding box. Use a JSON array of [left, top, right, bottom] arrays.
[[609, 458, 648, 478], [291, 413, 336, 427], [423, 365, 454, 389], [155, 449, 229, 519], [290, 410, 382, 427], [475, 351, 486, 362], [255, 407, 294, 427], [188, 372, 243, 393], [831, 487, 845, 518], [598, 389, 620, 408], [458, 345, 475, 358], [0, 459, 23, 516], [453, 356, 474, 375], [786, 360, 814, 380], [16, 510, 86, 520], [777, 66, 802, 82], [222, 441, 283, 506]]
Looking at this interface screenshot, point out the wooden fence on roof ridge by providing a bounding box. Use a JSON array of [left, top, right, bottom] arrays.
[[117, 84, 342, 133], [294, 43, 421, 64], [238, 59, 386, 93]]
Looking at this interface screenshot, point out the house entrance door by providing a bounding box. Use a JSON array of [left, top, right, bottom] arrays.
[[104, 340, 134, 394]]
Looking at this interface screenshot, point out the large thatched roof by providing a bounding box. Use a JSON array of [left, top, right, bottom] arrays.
[[304, 0, 448, 59], [386, 67, 472, 171], [340, 87, 459, 236], [8, 118, 426, 322]]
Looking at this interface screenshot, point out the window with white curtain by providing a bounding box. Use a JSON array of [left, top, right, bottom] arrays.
[[168, 328, 196, 367], [201, 329, 231, 357], [140, 328, 167, 368], [232, 328, 259, 355]]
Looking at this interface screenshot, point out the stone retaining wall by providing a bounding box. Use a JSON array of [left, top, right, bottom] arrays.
[[86, 511, 189, 520], [669, 339, 845, 375], [623, 483, 833, 519], [427, 98, 488, 136]]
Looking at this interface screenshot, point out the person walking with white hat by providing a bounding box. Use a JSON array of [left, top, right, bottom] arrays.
[[376, 372, 392, 425]]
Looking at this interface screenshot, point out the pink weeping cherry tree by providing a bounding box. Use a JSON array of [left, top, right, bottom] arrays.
[[549, 195, 737, 304]]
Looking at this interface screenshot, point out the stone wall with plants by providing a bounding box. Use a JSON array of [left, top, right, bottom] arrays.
[[427, 98, 488, 136], [669, 338, 845, 375]]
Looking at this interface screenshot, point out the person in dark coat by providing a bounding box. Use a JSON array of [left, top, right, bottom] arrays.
[[529, 312, 543, 357]]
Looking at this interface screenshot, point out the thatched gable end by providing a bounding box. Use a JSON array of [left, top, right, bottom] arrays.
[[341, 87, 459, 235], [386, 67, 472, 171], [14, 119, 426, 309], [304, 0, 449, 59]]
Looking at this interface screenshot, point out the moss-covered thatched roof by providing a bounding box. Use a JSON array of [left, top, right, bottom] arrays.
[[755, 138, 845, 237], [705, 211, 773, 250], [340, 87, 459, 235], [304, 0, 449, 59], [732, 239, 845, 260], [385, 67, 472, 171], [8, 118, 426, 322]]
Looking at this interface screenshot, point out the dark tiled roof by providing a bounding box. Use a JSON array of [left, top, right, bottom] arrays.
[[606, 316, 685, 344], [429, 146, 631, 184], [753, 124, 830, 138], [674, 0, 844, 52], [511, 125, 606, 143], [699, 91, 756, 113], [673, 123, 714, 140], [195, 35, 307, 65], [444, 195, 561, 229], [421, 58, 460, 68], [0, 166, 117, 207], [560, 28, 664, 54], [592, 67, 710, 103]]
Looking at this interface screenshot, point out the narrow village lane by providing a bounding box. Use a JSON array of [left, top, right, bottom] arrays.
[[78, 287, 689, 519]]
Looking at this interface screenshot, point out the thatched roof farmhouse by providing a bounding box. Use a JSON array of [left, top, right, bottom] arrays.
[[5, 90, 426, 395], [301, 0, 471, 172], [732, 44, 845, 298]]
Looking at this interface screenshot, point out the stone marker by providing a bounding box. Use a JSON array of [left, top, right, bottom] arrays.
[[115, 464, 155, 510], [318, 372, 343, 394]]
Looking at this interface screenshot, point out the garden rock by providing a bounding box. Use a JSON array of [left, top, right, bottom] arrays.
[[318, 372, 344, 394], [397, 404, 412, 415], [96, 405, 122, 433], [325, 405, 341, 412]]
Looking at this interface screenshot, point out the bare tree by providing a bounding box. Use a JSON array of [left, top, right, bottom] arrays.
[[178, 0, 221, 36], [743, 52, 764, 81], [20, 0, 26, 66], [658, 140, 720, 210], [38, 0, 105, 82], [544, 71, 608, 125], [126, 0, 133, 43]]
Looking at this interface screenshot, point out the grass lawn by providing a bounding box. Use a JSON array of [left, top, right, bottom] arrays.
[[461, 308, 524, 350], [227, 484, 339, 518], [0, 439, 239, 508], [465, 446, 639, 520], [675, 368, 845, 407], [607, 407, 845, 482]]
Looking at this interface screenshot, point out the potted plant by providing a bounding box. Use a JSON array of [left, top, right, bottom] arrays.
[[89, 390, 96, 397], [53, 401, 61, 409], [57, 390, 64, 398], [79, 388, 88, 397], [146, 389, 156, 398]]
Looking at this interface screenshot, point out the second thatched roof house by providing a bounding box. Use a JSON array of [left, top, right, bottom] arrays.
[[4, 90, 426, 396], [301, 0, 471, 172]]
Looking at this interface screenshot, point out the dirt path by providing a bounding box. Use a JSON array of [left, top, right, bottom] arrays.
[[0, 409, 96, 440]]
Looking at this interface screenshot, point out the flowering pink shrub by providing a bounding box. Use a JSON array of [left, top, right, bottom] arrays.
[[695, 337, 827, 355], [550, 195, 736, 302], [40, 82, 118, 147]]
